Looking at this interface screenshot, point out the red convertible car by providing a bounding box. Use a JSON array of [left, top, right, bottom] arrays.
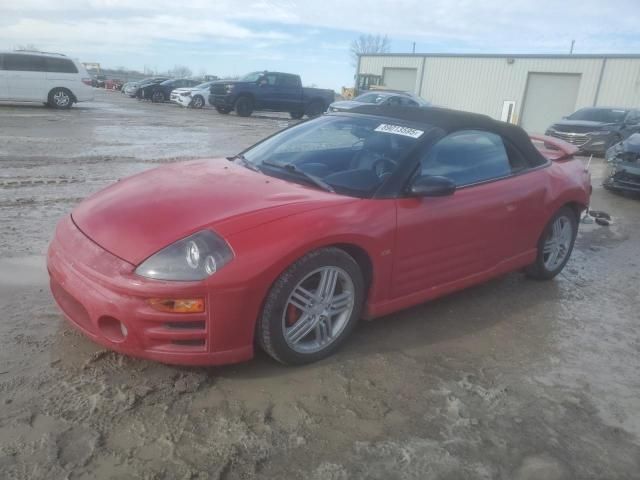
[[47, 106, 591, 366]]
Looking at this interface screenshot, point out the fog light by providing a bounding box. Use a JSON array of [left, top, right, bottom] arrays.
[[148, 298, 205, 313], [98, 316, 128, 342]]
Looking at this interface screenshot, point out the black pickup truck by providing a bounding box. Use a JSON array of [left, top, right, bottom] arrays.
[[209, 71, 334, 119]]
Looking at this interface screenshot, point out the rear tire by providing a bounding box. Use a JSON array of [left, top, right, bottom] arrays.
[[234, 96, 254, 117], [151, 91, 165, 103], [48, 88, 73, 109], [525, 206, 578, 280], [257, 248, 364, 365], [305, 100, 325, 118]]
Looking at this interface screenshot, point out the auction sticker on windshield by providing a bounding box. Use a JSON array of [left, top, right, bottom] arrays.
[[374, 124, 424, 138]]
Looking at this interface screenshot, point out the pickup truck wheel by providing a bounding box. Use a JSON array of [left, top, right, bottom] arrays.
[[216, 106, 231, 114], [235, 96, 254, 117], [306, 100, 325, 118], [290, 111, 304, 120]]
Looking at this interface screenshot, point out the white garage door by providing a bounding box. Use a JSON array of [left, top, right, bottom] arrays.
[[382, 68, 417, 92], [520, 73, 581, 134]]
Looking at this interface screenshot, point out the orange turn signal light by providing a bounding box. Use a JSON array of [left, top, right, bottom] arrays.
[[148, 298, 205, 314]]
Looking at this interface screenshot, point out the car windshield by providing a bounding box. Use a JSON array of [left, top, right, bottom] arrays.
[[160, 79, 175, 86], [242, 115, 430, 197], [354, 93, 389, 104], [567, 108, 629, 123], [195, 81, 213, 89], [241, 72, 263, 82]]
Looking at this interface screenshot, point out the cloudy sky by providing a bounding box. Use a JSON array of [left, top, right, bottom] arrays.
[[1, 0, 639, 90]]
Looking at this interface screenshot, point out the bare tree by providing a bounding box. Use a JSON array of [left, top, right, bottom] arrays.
[[350, 34, 390, 66], [16, 43, 39, 51], [168, 65, 192, 78]]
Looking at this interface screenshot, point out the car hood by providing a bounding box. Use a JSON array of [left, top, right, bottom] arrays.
[[330, 100, 365, 110], [72, 159, 356, 265]]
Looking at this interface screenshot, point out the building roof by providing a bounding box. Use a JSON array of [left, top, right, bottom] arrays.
[[358, 53, 640, 59]]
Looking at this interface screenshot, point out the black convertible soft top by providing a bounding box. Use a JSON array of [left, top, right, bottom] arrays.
[[347, 104, 548, 167]]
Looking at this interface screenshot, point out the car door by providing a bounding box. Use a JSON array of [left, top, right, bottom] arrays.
[[275, 74, 301, 111], [392, 130, 528, 298], [5, 53, 47, 101], [0, 54, 8, 99], [257, 73, 279, 109]]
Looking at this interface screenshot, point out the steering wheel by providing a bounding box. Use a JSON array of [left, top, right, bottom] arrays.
[[372, 156, 398, 178]]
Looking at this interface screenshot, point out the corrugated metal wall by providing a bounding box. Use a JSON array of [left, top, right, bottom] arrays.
[[358, 55, 640, 122]]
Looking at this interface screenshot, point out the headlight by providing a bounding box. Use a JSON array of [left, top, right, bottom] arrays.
[[589, 130, 611, 136], [135, 230, 234, 281], [225, 84, 234, 93]]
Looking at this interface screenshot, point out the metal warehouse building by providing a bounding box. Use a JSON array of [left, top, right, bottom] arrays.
[[356, 53, 640, 134]]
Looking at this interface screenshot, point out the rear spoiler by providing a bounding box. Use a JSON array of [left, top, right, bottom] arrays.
[[529, 134, 579, 161]]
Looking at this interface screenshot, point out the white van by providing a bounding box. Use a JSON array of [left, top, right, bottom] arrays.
[[0, 51, 94, 109]]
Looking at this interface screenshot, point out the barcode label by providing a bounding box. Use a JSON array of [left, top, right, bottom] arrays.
[[374, 124, 424, 138]]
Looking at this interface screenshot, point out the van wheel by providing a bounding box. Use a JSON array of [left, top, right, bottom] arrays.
[[48, 88, 73, 109], [235, 96, 254, 117]]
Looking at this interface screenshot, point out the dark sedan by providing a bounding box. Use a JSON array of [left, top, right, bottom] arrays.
[[138, 78, 201, 103], [328, 91, 430, 112], [546, 107, 640, 155]]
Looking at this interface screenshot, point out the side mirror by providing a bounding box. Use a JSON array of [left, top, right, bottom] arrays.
[[409, 175, 456, 197]]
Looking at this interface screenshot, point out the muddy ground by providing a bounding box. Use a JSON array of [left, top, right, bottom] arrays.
[[0, 90, 639, 480]]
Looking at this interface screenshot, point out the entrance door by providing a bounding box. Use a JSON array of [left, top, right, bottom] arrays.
[[520, 73, 581, 134]]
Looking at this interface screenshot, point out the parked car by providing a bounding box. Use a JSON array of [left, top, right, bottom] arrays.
[[0, 51, 93, 109], [209, 71, 334, 118], [328, 91, 429, 112], [603, 133, 640, 193], [545, 107, 640, 155], [104, 78, 123, 90], [170, 81, 218, 108], [92, 74, 107, 88], [47, 105, 590, 367], [123, 77, 169, 97], [138, 78, 200, 103]]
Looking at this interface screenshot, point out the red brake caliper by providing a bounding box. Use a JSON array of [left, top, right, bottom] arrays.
[[286, 303, 301, 326]]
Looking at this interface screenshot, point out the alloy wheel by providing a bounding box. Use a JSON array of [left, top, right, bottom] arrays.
[[53, 91, 70, 107], [282, 266, 355, 354], [543, 215, 573, 271]]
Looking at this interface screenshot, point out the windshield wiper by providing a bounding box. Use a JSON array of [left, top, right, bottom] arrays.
[[262, 161, 335, 193], [227, 154, 261, 173]]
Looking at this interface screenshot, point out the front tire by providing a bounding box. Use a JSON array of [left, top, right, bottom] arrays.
[[257, 248, 364, 365], [191, 95, 205, 109], [525, 206, 578, 280], [234, 96, 254, 117], [48, 88, 73, 109]]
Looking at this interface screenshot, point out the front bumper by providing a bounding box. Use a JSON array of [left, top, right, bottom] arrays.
[[603, 165, 640, 192], [210, 94, 234, 108], [546, 131, 612, 154], [170, 93, 192, 107], [47, 216, 253, 366]]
